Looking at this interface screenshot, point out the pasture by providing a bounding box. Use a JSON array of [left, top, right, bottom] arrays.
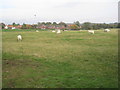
[[2, 29, 118, 88]]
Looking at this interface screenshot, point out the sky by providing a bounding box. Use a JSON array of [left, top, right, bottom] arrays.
[[0, 0, 119, 24]]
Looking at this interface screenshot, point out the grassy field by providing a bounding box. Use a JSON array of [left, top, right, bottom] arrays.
[[2, 29, 118, 88]]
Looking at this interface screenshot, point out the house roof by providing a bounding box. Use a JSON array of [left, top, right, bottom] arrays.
[[7, 25, 13, 27], [6, 25, 22, 28]]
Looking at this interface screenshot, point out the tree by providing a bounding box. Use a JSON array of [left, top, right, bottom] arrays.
[[101, 23, 108, 29], [46, 22, 51, 25], [74, 21, 80, 27], [17, 23, 20, 25], [41, 22, 45, 25], [58, 22, 67, 27], [12, 22, 16, 26], [82, 22, 92, 30], [32, 24, 37, 29], [53, 22, 57, 25], [21, 23, 27, 29], [69, 24, 79, 30], [12, 22, 19, 26], [92, 24, 98, 30], [0, 23, 5, 29], [38, 22, 41, 25], [58, 22, 66, 25]]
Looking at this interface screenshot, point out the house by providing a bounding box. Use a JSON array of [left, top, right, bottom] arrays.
[[46, 25, 56, 29], [4, 25, 14, 29], [4, 25, 22, 29], [15, 25, 22, 29], [66, 24, 75, 30], [6, 25, 13, 29], [37, 24, 47, 29], [66, 23, 81, 30], [12, 27, 16, 29], [4, 25, 8, 29], [58, 25, 66, 29]]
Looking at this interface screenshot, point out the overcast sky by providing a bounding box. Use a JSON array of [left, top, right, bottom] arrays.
[[0, 0, 119, 24]]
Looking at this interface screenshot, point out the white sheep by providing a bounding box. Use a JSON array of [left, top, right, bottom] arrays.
[[52, 30, 56, 32], [17, 35, 22, 41], [36, 30, 39, 32], [104, 29, 110, 32], [88, 30, 94, 34], [57, 29, 61, 34]]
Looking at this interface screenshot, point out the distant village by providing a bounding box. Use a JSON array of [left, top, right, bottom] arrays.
[[1, 22, 81, 30], [0, 21, 119, 30], [3, 23, 81, 30]]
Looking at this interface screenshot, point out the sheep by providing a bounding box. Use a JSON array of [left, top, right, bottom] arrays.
[[57, 29, 61, 34], [17, 35, 22, 41], [36, 30, 39, 32], [88, 30, 94, 34], [52, 30, 56, 32], [104, 29, 110, 32]]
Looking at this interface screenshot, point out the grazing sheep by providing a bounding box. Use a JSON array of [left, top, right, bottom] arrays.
[[17, 35, 22, 41], [52, 30, 56, 32], [104, 29, 110, 32], [57, 29, 61, 34], [88, 30, 94, 34], [36, 30, 39, 32]]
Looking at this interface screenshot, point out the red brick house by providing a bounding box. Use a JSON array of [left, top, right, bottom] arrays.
[[4, 25, 22, 29]]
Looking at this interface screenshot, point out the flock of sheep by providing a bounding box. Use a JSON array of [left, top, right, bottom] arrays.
[[17, 29, 110, 41], [51, 29, 110, 34]]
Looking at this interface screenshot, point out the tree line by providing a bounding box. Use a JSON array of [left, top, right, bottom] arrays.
[[0, 21, 119, 30]]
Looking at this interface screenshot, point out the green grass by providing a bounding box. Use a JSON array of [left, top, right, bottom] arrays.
[[2, 29, 118, 88]]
